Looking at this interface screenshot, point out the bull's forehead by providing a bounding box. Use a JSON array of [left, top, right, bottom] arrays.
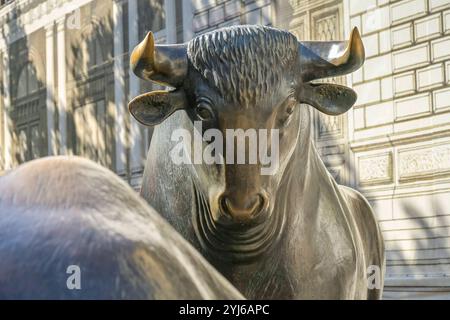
[[222, 88, 289, 113], [213, 90, 292, 130], [187, 25, 298, 107], [192, 70, 293, 111]]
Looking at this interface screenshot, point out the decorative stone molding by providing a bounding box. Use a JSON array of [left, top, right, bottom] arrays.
[[358, 152, 393, 186], [398, 143, 450, 182]]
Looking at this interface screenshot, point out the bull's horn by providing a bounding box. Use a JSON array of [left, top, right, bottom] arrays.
[[298, 27, 365, 82], [130, 31, 188, 87]]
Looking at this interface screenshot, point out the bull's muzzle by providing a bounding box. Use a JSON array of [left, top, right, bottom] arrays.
[[219, 192, 268, 222]]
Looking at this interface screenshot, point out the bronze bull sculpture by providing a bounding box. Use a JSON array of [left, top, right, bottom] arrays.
[[129, 25, 385, 299], [0, 157, 243, 299]]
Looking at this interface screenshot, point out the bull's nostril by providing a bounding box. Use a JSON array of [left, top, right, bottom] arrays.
[[253, 194, 267, 217], [219, 196, 231, 217], [219, 194, 266, 220], [257, 193, 264, 207]]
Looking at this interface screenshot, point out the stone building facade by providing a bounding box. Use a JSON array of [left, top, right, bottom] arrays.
[[346, 0, 450, 299], [0, 0, 178, 187], [1, 0, 449, 298]]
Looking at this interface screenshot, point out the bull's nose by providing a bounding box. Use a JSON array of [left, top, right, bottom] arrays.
[[219, 193, 266, 221]]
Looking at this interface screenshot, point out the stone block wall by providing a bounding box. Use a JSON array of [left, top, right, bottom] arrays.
[[348, 0, 450, 298]]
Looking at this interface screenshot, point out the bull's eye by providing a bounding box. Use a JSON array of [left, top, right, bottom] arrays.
[[195, 102, 214, 121]]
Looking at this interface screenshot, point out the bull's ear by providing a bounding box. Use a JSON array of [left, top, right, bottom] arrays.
[[297, 83, 357, 116], [128, 89, 187, 126]]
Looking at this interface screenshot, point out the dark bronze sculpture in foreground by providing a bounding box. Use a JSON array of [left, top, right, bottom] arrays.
[[0, 157, 243, 299], [129, 25, 385, 299]]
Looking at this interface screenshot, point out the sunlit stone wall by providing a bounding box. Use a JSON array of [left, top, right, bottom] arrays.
[[347, 0, 450, 299]]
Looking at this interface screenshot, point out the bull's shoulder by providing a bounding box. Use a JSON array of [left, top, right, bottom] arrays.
[[339, 186, 378, 232], [339, 185, 385, 299], [339, 185, 384, 256]]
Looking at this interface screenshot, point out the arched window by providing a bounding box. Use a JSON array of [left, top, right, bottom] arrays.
[[87, 35, 104, 69], [73, 27, 106, 79], [72, 27, 108, 165], [16, 63, 39, 99]]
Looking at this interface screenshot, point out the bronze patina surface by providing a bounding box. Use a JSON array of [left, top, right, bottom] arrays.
[[129, 25, 385, 299], [0, 157, 243, 299]]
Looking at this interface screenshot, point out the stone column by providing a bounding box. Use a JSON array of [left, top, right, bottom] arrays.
[[113, 0, 126, 174], [45, 23, 57, 156], [1, 48, 12, 170], [56, 17, 67, 155], [165, 0, 177, 43], [128, 0, 142, 174], [182, 0, 194, 42]]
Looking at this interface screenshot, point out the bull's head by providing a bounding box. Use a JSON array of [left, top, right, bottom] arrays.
[[129, 25, 364, 230]]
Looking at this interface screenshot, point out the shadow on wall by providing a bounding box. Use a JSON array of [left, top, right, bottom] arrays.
[[64, 0, 166, 178], [1, 0, 175, 177], [380, 194, 450, 299], [1, 5, 47, 168], [1, 4, 117, 172], [67, 13, 116, 171]]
